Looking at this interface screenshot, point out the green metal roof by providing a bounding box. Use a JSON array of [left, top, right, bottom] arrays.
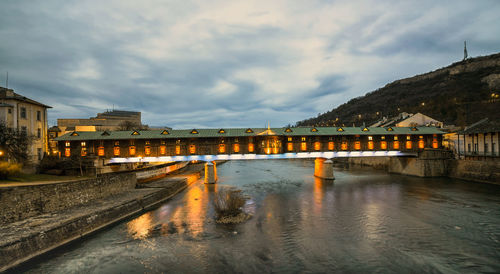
[[54, 126, 444, 141]]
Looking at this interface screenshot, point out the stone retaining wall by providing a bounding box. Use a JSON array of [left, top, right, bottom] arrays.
[[0, 173, 136, 225], [447, 159, 500, 184]]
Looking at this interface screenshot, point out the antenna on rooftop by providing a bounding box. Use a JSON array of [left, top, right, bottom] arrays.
[[5, 71, 8, 88], [463, 41, 468, 61]]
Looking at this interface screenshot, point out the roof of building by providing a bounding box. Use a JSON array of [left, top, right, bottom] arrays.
[[48, 126, 62, 132], [55, 126, 444, 141], [0, 87, 52, 108], [459, 118, 500, 134], [97, 110, 140, 117]]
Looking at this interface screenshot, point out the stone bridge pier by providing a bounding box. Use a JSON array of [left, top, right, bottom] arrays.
[[314, 158, 335, 180], [204, 161, 218, 184]]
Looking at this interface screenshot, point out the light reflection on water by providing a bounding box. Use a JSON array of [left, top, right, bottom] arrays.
[[20, 159, 500, 273]]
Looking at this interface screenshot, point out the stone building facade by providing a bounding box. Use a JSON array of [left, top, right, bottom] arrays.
[[0, 87, 51, 163]]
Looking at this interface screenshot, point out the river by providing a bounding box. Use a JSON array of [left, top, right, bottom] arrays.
[[19, 159, 500, 273]]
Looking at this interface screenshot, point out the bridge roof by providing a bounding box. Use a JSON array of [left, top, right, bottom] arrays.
[[55, 126, 444, 141]]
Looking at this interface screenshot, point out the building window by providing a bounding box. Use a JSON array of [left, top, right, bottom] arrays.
[[175, 145, 181, 155], [406, 135, 411, 140], [485, 143, 488, 153], [287, 137, 293, 142], [234, 138, 239, 143], [314, 141, 321, 151], [288, 142, 294, 151], [37, 111, 41, 121], [219, 144, 226, 153], [115, 141, 120, 146], [328, 142, 334, 150], [130, 140, 135, 145], [432, 137, 439, 149], [418, 140, 425, 149], [81, 147, 87, 156], [368, 141, 374, 150], [341, 142, 348, 150], [301, 137, 306, 142], [368, 136, 373, 141], [176, 140, 181, 144], [394, 136, 398, 141], [65, 141, 71, 147], [406, 141, 412, 149], [37, 148, 42, 160], [114, 146, 120, 156], [248, 143, 254, 152], [65, 148, 71, 157], [20, 107, 26, 119], [8, 108, 11, 114], [189, 145, 196, 154], [381, 136, 386, 140], [37, 128, 41, 138], [233, 144, 240, 153], [301, 142, 307, 151], [21, 126, 27, 135], [160, 145, 166, 155], [98, 146, 105, 156], [381, 141, 387, 150], [145, 141, 150, 145], [393, 141, 400, 150], [468, 144, 471, 152], [81, 142, 86, 147], [354, 141, 361, 150], [129, 146, 136, 156], [145, 146, 151, 155]]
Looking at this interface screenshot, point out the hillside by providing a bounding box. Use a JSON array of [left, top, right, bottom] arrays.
[[296, 53, 500, 128]]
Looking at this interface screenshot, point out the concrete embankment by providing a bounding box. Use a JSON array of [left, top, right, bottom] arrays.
[[339, 149, 499, 184], [0, 163, 204, 272]]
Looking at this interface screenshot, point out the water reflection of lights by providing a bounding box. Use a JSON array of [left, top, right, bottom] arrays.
[[127, 212, 153, 239]]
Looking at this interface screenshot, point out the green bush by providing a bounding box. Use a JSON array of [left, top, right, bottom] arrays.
[[0, 161, 22, 180]]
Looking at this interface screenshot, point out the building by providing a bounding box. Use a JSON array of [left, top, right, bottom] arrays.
[[0, 87, 51, 163], [455, 118, 499, 160], [57, 110, 142, 133], [55, 126, 444, 163], [371, 112, 443, 128]]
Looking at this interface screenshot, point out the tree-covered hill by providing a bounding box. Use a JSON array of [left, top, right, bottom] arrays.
[[296, 53, 500, 128]]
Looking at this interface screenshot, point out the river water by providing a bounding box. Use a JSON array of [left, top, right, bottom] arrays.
[[21, 160, 500, 273]]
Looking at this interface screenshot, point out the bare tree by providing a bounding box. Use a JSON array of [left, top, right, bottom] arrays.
[[0, 121, 32, 163]]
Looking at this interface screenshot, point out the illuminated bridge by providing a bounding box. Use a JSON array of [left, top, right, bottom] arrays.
[[55, 126, 444, 181]]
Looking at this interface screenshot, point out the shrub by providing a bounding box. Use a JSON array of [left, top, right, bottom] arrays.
[[213, 188, 248, 218], [0, 161, 22, 180]]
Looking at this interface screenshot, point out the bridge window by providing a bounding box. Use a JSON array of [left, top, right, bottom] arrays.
[[394, 136, 398, 141], [406, 135, 411, 140], [393, 141, 400, 150], [301, 137, 306, 142], [311, 128, 318, 132], [381, 136, 386, 140], [114, 146, 120, 156], [285, 128, 293, 133], [418, 140, 425, 149], [341, 142, 348, 150], [337, 127, 344, 132], [368, 136, 373, 140], [129, 146, 136, 156], [219, 129, 225, 134], [287, 137, 293, 142], [191, 129, 199, 134], [362, 127, 369, 132], [233, 144, 240, 153], [189, 145, 196, 154], [245, 128, 254, 133], [381, 141, 387, 150], [81, 142, 86, 147], [406, 141, 412, 149], [432, 137, 439, 149], [176, 140, 181, 144], [161, 130, 169, 135], [328, 142, 334, 150], [248, 143, 254, 152], [132, 131, 140, 135], [287, 142, 293, 151], [301, 142, 307, 151], [219, 144, 226, 153], [65, 141, 70, 147], [145, 146, 151, 155], [175, 145, 181, 155], [160, 145, 166, 155], [65, 148, 71, 157], [145, 141, 150, 145], [314, 142, 321, 151], [368, 141, 374, 150], [387, 127, 393, 131], [354, 141, 361, 150], [98, 146, 105, 156]]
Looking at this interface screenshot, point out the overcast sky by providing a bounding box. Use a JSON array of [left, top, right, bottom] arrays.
[[0, 0, 499, 128]]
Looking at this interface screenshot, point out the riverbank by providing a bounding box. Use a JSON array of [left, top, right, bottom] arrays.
[[0, 163, 204, 272]]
